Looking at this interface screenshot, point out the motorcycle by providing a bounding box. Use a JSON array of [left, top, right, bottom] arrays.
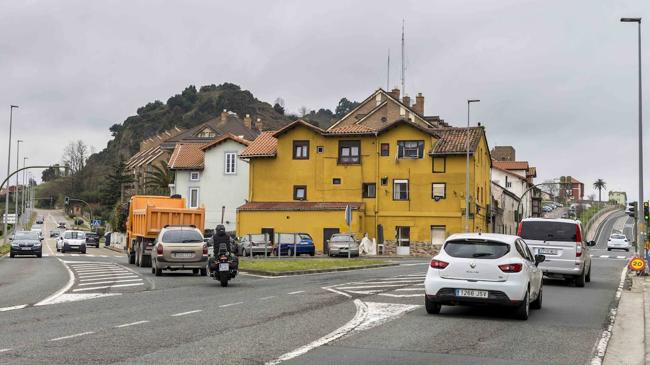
[[208, 243, 238, 287]]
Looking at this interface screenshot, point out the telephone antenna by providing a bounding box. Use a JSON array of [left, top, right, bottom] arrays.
[[387, 49, 390, 90], [401, 19, 406, 96]]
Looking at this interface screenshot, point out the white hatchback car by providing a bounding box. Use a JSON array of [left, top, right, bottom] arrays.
[[424, 233, 545, 320], [607, 233, 631, 252]]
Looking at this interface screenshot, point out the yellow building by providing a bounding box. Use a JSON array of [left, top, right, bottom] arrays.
[[237, 89, 492, 256]]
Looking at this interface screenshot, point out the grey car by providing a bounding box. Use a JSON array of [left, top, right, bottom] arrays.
[[327, 233, 359, 257], [238, 234, 272, 256], [10, 231, 43, 258]]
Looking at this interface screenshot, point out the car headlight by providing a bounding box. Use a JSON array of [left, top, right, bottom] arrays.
[[11, 243, 18, 247], [34, 241, 41, 246]]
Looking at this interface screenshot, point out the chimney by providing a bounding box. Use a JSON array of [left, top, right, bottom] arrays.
[[402, 95, 411, 107], [256, 118, 262, 130], [220, 109, 228, 122], [243, 114, 253, 129], [389, 88, 400, 99], [414, 93, 424, 115]]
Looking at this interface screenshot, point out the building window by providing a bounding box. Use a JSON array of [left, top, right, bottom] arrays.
[[393, 179, 409, 200], [196, 128, 216, 138], [505, 176, 512, 188], [396, 226, 410, 247], [432, 183, 446, 200], [332, 178, 341, 185], [431, 226, 446, 246], [224, 152, 237, 174], [293, 185, 307, 200], [432, 157, 446, 173], [397, 140, 424, 159], [338, 140, 361, 164], [293, 140, 309, 159], [380, 143, 390, 156], [316, 146, 324, 153], [190, 171, 200, 181], [362, 183, 376, 198], [381, 177, 388, 186], [189, 188, 200, 208]]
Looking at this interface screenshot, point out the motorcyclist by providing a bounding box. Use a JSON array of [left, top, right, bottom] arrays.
[[211, 225, 238, 272]]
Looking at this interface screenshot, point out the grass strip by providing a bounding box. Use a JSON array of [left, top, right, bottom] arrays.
[[239, 258, 389, 273]]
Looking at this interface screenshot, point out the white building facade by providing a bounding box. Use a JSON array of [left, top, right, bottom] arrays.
[[491, 167, 531, 219]]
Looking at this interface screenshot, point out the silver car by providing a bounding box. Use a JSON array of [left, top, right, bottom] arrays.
[[518, 218, 595, 287], [327, 233, 359, 257], [238, 234, 272, 256]]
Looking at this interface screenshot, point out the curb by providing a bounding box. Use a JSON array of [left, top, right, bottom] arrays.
[[240, 263, 399, 276], [105, 245, 124, 254]]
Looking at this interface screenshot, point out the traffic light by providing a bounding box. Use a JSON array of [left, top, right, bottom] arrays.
[[644, 201, 649, 222], [64, 196, 69, 206], [628, 201, 637, 218]]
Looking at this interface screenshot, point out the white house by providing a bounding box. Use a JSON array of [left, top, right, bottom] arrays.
[[491, 181, 520, 235], [491, 166, 531, 219], [168, 134, 250, 232]]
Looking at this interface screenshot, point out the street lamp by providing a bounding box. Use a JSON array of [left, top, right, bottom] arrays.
[[21, 157, 28, 219], [3, 105, 18, 243], [465, 99, 480, 232], [620, 17, 644, 256], [15, 139, 22, 225]]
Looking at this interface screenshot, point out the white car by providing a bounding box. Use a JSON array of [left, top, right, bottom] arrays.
[[57, 230, 87, 254], [607, 234, 630, 252], [424, 233, 545, 320]]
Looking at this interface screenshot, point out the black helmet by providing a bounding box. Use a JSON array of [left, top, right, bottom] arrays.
[[216, 225, 226, 235]]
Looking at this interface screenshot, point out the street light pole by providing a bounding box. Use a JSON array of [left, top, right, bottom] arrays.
[[621, 17, 644, 257], [21, 157, 27, 220], [3, 105, 18, 243], [466, 99, 480, 232], [15, 139, 22, 227]]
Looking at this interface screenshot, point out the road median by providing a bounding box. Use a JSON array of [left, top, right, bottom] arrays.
[[239, 258, 397, 276]]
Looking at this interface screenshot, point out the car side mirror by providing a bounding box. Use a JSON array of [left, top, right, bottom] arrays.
[[8, 237, 12, 241], [40, 237, 44, 241], [534, 254, 546, 266], [588, 240, 596, 247]]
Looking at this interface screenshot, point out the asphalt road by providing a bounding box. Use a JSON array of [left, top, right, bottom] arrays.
[[0, 210, 630, 365]]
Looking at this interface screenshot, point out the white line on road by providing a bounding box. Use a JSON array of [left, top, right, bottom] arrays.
[[337, 284, 407, 290], [78, 272, 134, 279], [616, 256, 626, 259], [352, 279, 424, 285], [259, 296, 276, 300], [323, 286, 352, 298], [600, 255, 609, 258], [78, 278, 143, 286], [287, 290, 305, 295], [115, 320, 149, 328], [35, 258, 75, 306], [80, 275, 139, 282], [0, 349, 11, 353], [394, 287, 424, 291], [72, 283, 144, 292], [0, 304, 27, 312], [171, 309, 202, 317], [49, 331, 94, 342], [219, 302, 244, 308], [378, 293, 422, 298], [591, 265, 628, 365]]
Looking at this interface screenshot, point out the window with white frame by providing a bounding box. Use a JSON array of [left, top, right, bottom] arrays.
[[189, 188, 200, 208], [393, 179, 409, 200], [190, 171, 200, 181], [225, 152, 237, 174]]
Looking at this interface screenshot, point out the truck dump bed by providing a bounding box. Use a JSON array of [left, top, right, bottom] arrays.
[[128, 195, 205, 240]]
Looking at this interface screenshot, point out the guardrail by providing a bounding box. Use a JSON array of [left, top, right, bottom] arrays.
[[585, 205, 621, 241]]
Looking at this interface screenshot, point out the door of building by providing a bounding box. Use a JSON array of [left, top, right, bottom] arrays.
[[430, 226, 446, 246], [323, 228, 340, 254], [261, 228, 274, 245]]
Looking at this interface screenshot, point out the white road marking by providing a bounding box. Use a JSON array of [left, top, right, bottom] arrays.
[[378, 293, 422, 298], [115, 320, 149, 328], [219, 302, 244, 308], [323, 286, 352, 298], [591, 265, 628, 365], [49, 331, 94, 342], [78, 278, 143, 286], [0, 304, 27, 312], [171, 309, 202, 317], [72, 282, 145, 292], [75, 269, 128, 275], [374, 276, 425, 281], [70, 254, 79, 257], [35, 258, 75, 306], [78, 272, 133, 279], [0, 348, 11, 353], [345, 289, 382, 295], [600, 255, 609, 258], [260, 296, 276, 300], [397, 274, 428, 277], [99, 255, 107, 257], [351, 279, 423, 285], [616, 256, 626, 259], [337, 284, 406, 290], [37, 293, 121, 305], [80, 275, 139, 282], [287, 290, 305, 295], [394, 287, 424, 291]]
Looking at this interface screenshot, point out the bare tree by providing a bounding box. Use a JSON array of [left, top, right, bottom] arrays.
[[539, 179, 559, 198], [298, 106, 309, 117], [62, 140, 89, 174]]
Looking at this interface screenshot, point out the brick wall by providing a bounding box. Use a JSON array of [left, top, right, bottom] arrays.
[[382, 240, 440, 257]]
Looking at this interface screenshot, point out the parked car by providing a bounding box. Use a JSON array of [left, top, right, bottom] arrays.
[[238, 234, 272, 256], [85, 232, 100, 248], [57, 230, 87, 254], [424, 233, 544, 320], [327, 233, 359, 257], [50, 229, 61, 238], [151, 225, 208, 276], [35, 217, 44, 225], [607, 233, 630, 252], [273, 233, 316, 256], [10, 231, 43, 258], [518, 218, 595, 287]]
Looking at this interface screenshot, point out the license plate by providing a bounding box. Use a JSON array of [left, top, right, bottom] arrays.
[[21, 247, 32, 250], [219, 263, 229, 272], [70, 246, 79, 249], [538, 248, 558, 255], [172, 252, 194, 258], [456, 289, 488, 298]]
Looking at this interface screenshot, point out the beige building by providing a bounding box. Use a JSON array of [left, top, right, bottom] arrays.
[[608, 191, 627, 206]]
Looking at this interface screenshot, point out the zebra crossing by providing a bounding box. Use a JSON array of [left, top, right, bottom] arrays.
[[67, 261, 145, 293], [324, 273, 425, 300], [46, 253, 123, 258]]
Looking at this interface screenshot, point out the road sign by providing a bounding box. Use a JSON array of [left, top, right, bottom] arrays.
[[91, 219, 102, 226], [629, 257, 646, 272], [344, 205, 352, 226], [2, 214, 16, 224]]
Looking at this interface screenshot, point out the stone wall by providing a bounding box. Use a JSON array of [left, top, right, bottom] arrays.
[[382, 240, 441, 257]]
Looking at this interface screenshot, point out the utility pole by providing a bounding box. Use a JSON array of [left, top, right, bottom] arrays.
[[15, 139, 22, 227], [466, 100, 480, 232], [21, 157, 27, 220], [3, 105, 18, 243], [401, 20, 406, 96]]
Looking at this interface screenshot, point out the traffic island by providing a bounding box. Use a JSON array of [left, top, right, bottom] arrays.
[[239, 258, 397, 276], [0, 243, 9, 257]]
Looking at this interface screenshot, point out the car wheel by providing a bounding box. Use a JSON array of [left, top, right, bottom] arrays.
[[425, 296, 441, 314], [193, 268, 199, 275], [61, 248, 65, 254], [56, 247, 60, 252], [575, 269, 586, 287], [531, 284, 542, 310], [154, 266, 162, 276], [135, 247, 140, 266], [514, 291, 530, 320], [9, 252, 15, 258], [81, 250, 86, 254], [37, 252, 42, 258], [288, 249, 293, 256], [309, 251, 315, 257], [200, 268, 207, 276], [241, 248, 247, 257], [607, 248, 611, 251], [585, 264, 591, 283], [151, 266, 155, 274]]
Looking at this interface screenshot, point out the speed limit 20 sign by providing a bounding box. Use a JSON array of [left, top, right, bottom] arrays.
[[629, 257, 646, 272]]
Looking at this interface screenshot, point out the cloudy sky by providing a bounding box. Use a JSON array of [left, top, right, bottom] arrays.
[[1, 0, 649, 200]]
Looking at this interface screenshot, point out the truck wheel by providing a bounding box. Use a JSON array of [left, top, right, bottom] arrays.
[[128, 250, 135, 265], [193, 268, 199, 275], [135, 248, 141, 267], [155, 266, 162, 276], [200, 268, 207, 276], [141, 254, 151, 268]]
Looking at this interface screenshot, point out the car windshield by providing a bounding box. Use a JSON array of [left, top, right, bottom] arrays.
[[14, 232, 39, 240], [162, 230, 203, 243], [331, 235, 354, 242], [299, 234, 312, 241], [610, 234, 626, 240], [519, 221, 577, 242], [64, 231, 86, 239], [444, 239, 510, 259]]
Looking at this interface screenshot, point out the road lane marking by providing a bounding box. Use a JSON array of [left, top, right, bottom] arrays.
[[323, 286, 352, 298], [75, 269, 128, 275], [287, 290, 305, 295], [115, 320, 149, 328], [72, 283, 144, 292], [0, 349, 11, 353], [351, 279, 424, 285], [600, 255, 609, 258], [616, 256, 626, 259], [378, 293, 422, 298], [35, 258, 75, 306], [346, 289, 382, 295], [591, 265, 628, 364], [171, 310, 202, 317], [49, 331, 94, 342], [337, 284, 406, 290], [78, 272, 133, 279], [219, 302, 244, 308], [80, 275, 139, 282], [375, 276, 425, 281], [260, 296, 276, 300], [395, 287, 424, 291], [0, 304, 27, 312], [79, 278, 143, 286]]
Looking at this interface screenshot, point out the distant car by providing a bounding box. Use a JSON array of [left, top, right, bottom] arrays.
[[10, 231, 43, 258], [238, 234, 272, 256], [518, 218, 595, 287], [607, 234, 630, 252], [30, 226, 43, 238], [327, 233, 359, 257], [85, 232, 100, 248], [50, 229, 60, 238], [424, 233, 544, 320], [151, 225, 208, 276], [273, 233, 316, 256], [58, 222, 67, 229], [35, 217, 44, 225], [561, 212, 569, 219], [57, 230, 87, 254]]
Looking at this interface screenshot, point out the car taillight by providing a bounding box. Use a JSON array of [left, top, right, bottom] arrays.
[[430, 259, 449, 269], [156, 244, 163, 256], [517, 222, 523, 236], [575, 225, 583, 257], [202, 244, 208, 256], [219, 255, 227, 260], [499, 263, 523, 273]]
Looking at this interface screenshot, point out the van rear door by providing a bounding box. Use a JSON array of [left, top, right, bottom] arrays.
[[519, 221, 578, 270]]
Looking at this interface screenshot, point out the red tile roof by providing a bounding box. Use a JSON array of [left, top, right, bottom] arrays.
[[272, 119, 325, 138], [328, 124, 375, 134], [200, 133, 250, 152], [430, 127, 483, 154], [492, 160, 530, 171], [168, 143, 206, 170], [237, 201, 363, 211], [239, 132, 278, 158]]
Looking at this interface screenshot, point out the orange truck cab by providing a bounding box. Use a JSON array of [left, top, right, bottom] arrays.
[[127, 195, 205, 267]]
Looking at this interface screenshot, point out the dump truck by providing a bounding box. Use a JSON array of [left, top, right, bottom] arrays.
[[126, 195, 205, 267]]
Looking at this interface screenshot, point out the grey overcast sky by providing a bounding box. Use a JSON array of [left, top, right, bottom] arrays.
[[1, 0, 649, 200]]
